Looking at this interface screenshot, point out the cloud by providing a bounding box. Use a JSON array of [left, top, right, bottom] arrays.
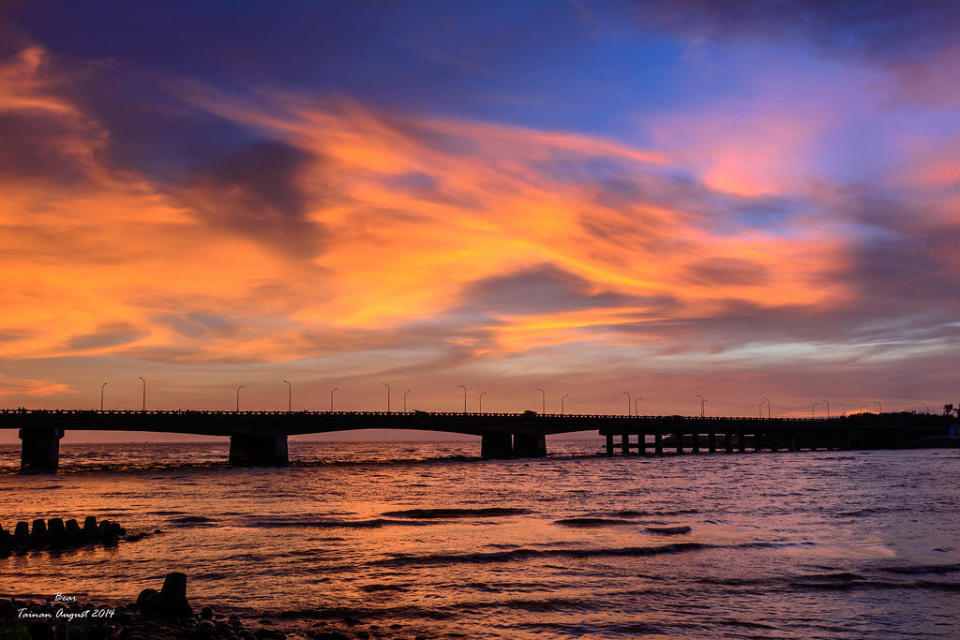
[[66, 322, 149, 351], [0, 374, 74, 398], [180, 141, 327, 256]]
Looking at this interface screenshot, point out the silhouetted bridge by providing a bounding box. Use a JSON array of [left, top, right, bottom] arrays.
[[1, 409, 956, 472]]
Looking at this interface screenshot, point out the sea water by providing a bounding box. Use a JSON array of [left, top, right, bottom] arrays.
[[1, 441, 958, 639]]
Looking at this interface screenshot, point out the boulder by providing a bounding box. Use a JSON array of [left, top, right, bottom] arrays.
[[83, 516, 99, 543], [138, 572, 192, 618], [65, 519, 83, 546], [13, 522, 30, 548], [30, 518, 48, 547], [47, 518, 67, 547]]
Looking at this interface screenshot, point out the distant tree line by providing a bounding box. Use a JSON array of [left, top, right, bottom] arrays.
[[943, 404, 960, 418]]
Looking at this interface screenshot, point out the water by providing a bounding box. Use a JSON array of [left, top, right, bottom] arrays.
[[2, 441, 959, 639]]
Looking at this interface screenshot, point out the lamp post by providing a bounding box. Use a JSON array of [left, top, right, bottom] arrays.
[[812, 402, 818, 418], [696, 394, 706, 418], [382, 382, 391, 413], [537, 387, 545, 414], [458, 384, 467, 413], [761, 397, 770, 419], [634, 397, 642, 416], [873, 400, 882, 413], [403, 389, 411, 412], [282, 379, 292, 412], [138, 376, 146, 411], [561, 393, 568, 415], [100, 382, 107, 411], [758, 401, 764, 419], [821, 399, 830, 418], [623, 391, 631, 416], [479, 391, 486, 414], [330, 387, 338, 412], [236, 385, 244, 412]]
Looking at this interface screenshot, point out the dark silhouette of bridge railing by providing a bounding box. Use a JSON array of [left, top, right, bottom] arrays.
[[1, 408, 954, 472]]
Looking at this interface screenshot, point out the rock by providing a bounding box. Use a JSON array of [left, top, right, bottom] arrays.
[[255, 629, 286, 640], [46, 518, 67, 547], [65, 519, 83, 546], [30, 518, 48, 547], [342, 617, 360, 627], [137, 588, 160, 609], [355, 632, 370, 639], [159, 572, 192, 617], [229, 615, 243, 627], [27, 621, 55, 640], [198, 619, 217, 636], [311, 633, 349, 640], [201, 606, 214, 620], [13, 521, 30, 548], [83, 516, 99, 542]]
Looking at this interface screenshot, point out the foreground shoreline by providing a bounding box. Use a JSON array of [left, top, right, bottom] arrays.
[[1, 579, 435, 640]]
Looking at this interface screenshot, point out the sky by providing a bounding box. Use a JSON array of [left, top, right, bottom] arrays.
[[1, 1, 959, 442]]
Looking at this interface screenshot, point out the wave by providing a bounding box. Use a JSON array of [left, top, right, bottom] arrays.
[[881, 563, 960, 575], [644, 525, 692, 535], [370, 542, 711, 567], [552, 517, 638, 527], [240, 515, 437, 529], [380, 508, 531, 519]]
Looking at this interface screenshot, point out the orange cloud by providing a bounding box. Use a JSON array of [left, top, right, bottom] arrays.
[[0, 43, 860, 393]]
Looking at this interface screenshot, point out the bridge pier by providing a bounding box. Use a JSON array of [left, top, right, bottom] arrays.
[[654, 432, 663, 455], [513, 433, 547, 458], [229, 434, 288, 466], [481, 432, 513, 459], [19, 427, 64, 473]]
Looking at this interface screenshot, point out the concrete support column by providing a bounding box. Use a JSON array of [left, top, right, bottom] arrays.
[[513, 433, 547, 458], [708, 432, 716, 454], [229, 433, 289, 466], [738, 430, 746, 453], [481, 432, 513, 459], [605, 433, 614, 456], [639, 433, 647, 456], [620, 433, 630, 456], [692, 432, 700, 454], [654, 432, 663, 456], [675, 432, 684, 454], [754, 431, 764, 452], [19, 427, 64, 473], [724, 431, 733, 453]]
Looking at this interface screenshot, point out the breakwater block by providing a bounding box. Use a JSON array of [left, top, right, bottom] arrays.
[[138, 572, 192, 618], [0, 515, 150, 555]]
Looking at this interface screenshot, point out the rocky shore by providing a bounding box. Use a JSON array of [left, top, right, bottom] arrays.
[[1, 574, 434, 640]]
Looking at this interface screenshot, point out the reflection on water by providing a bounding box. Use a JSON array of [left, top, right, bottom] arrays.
[[1, 441, 958, 639]]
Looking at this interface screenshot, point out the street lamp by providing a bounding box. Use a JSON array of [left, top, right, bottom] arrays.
[[761, 397, 770, 419], [382, 382, 391, 413], [696, 394, 706, 418], [537, 387, 545, 414], [623, 391, 631, 416], [821, 399, 830, 418], [812, 402, 818, 418], [282, 379, 292, 412], [458, 384, 467, 413], [403, 389, 411, 412], [138, 376, 146, 411], [634, 396, 642, 416], [330, 387, 338, 412], [479, 391, 487, 414], [236, 385, 244, 412], [561, 393, 568, 415], [100, 382, 107, 411], [873, 400, 882, 413]]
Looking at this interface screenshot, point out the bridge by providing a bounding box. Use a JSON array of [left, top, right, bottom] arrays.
[[1, 409, 955, 472]]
